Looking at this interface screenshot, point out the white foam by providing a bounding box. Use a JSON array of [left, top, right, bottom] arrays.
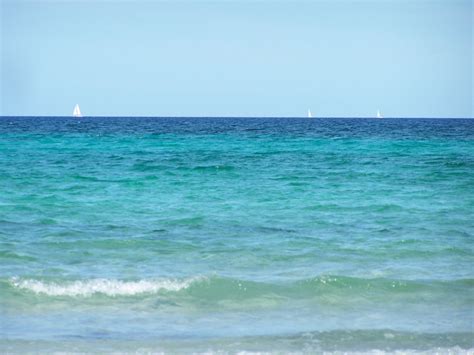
[[234, 350, 474, 355], [10, 277, 202, 297], [323, 349, 474, 355]]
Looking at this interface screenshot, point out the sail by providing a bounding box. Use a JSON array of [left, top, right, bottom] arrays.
[[73, 104, 82, 117], [376, 110, 383, 119], [307, 109, 312, 118]]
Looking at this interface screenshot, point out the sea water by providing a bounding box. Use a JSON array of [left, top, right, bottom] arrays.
[[0, 117, 473, 353]]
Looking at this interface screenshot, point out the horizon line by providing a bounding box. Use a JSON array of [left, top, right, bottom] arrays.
[[0, 115, 473, 120]]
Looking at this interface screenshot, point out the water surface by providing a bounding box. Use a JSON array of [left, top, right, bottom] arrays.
[[1, 117, 473, 353]]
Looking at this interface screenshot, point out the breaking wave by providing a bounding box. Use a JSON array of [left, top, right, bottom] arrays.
[[9, 276, 202, 297], [6, 275, 473, 300]]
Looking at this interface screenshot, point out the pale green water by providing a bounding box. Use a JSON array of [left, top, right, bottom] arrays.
[[0, 117, 473, 353]]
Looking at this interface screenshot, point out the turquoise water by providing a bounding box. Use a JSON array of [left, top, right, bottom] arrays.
[[1, 117, 473, 353]]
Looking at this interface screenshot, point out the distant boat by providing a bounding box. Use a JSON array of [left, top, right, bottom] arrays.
[[376, 110, 383, 119], [307, 109, 313, 118], [73, 104, 82, 118]]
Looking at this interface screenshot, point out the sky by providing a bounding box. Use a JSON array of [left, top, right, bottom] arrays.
[[0, 0, 472, 117]]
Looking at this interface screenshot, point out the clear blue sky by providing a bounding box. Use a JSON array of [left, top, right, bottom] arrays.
[[1, 0, 472, 117]]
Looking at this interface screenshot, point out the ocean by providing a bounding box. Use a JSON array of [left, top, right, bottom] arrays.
[[0, 117, 473, 353]]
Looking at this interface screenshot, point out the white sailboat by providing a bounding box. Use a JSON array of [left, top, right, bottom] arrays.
[[73, 104, 82, 118], [307, 109, 313, 118], [376, 109, 383, 119]]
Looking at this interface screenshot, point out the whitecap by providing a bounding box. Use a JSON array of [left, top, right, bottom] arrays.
[[10, 277, 202, 297]]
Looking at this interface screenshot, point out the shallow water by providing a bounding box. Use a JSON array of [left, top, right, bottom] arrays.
[[1, 117, 473, 353]]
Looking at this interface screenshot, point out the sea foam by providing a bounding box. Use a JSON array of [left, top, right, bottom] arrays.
[[10, 277, 201, 297]]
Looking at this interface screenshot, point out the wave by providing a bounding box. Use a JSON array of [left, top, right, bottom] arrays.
[[9, 276, 202, 297], [0, 250, 37, 262], [6, 275, 473, 299], [1, 331, 473, 353]]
